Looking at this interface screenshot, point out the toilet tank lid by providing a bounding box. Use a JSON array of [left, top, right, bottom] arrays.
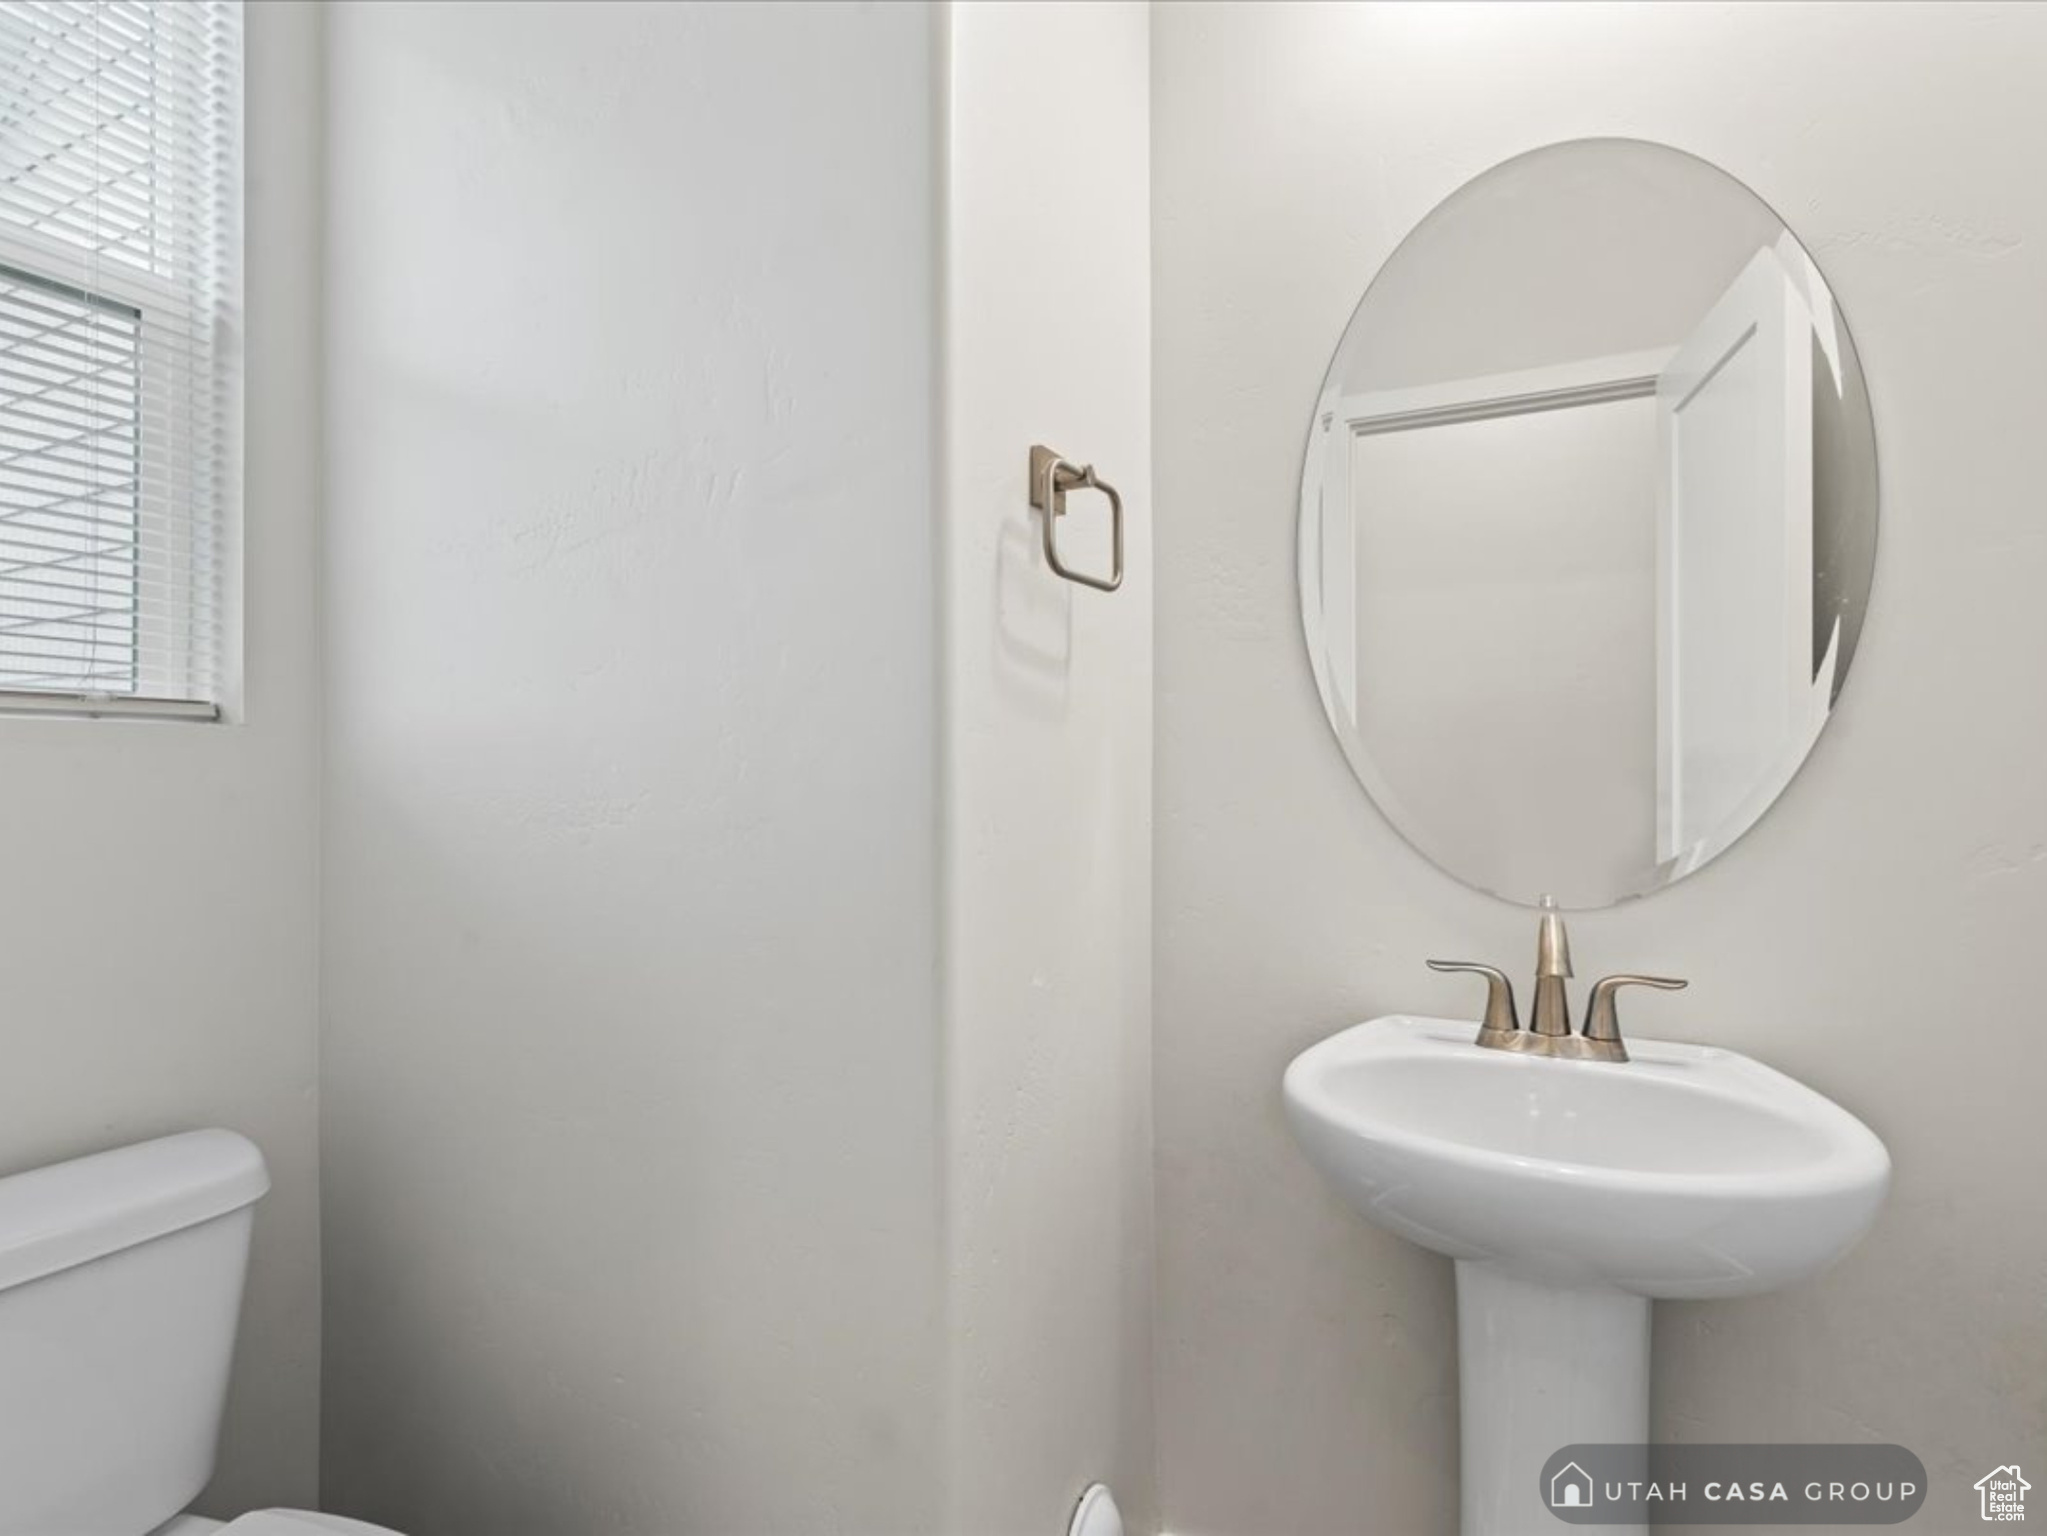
[[0, 1129, 270, 1293]]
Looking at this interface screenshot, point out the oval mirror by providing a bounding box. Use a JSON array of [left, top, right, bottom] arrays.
[[1299, 139, 1877, 908]]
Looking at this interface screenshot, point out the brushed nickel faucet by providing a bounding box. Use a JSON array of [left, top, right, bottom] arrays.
[[1427, 898, 1686, 1063]]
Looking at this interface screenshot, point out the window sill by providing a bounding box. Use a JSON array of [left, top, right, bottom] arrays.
[[0, 691, 221, 722]]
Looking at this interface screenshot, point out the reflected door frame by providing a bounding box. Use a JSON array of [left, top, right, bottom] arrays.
[[1654, 247, 1815, 868], [1311, 346, 1675, 730]]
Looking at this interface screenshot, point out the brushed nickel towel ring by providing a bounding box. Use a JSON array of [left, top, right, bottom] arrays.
[[1028, 444, 1124, 592]]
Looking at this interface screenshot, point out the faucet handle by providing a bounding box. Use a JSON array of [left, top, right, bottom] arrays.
[[1581, 974, 1688, 1060], [1427, 960, 1520, 1041]]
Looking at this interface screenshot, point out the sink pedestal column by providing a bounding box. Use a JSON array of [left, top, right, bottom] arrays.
[[1456, 1262, 1649, 1536]]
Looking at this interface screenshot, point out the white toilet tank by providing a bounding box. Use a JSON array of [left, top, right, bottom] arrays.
[[0, 1130, 270, 1536]]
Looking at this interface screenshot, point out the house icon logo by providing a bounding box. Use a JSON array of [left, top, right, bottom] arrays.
[[1976, 1465, 2028, 1521], [1550, 1461, 1595, 1510]]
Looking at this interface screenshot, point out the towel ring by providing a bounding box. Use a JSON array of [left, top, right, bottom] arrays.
[[1028, 444, 1124, 593]]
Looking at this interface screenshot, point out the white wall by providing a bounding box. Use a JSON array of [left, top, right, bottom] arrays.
[[320, 4, 945, 1530], [0, 1, 324, 1517], [1347, 399, 1657, 898], [942, 4, 1155, 1532], [322, 4, 1156, 1530], [1153, 3, 2047, 1533]]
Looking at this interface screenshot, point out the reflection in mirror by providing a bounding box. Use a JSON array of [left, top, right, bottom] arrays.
[[1300, 140, 1877, 908]]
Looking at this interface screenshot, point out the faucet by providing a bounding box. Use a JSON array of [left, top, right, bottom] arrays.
[[1426, 898, 1686, 1063]]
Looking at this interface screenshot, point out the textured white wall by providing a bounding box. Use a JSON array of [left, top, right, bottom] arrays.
[[1153, 3, 2047, 1533], [320, 4, 945, 1531], [942, 4, 1155, 1532], [0, 1, 324, 1516]]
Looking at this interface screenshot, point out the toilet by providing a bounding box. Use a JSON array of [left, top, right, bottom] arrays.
[[0, 1129, 404, 1536]]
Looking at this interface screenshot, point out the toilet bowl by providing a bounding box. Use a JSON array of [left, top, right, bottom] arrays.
[[0, 1131, 406, 1536]]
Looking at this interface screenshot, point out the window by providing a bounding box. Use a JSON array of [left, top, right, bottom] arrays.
[[0, 0, 239, 715]]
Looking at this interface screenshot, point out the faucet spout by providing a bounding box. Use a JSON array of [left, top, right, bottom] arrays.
[[1529, 896, 1574, 1037], [1535, 895, 1572, 978]]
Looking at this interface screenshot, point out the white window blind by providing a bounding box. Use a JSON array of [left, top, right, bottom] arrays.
[[0, 0, 238, 714]]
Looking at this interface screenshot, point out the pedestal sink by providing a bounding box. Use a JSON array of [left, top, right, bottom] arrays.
[[1283, 1016, 1889, 1536]]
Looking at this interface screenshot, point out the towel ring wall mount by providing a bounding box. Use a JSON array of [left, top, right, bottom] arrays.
[[1028, 444, 1125, 593]]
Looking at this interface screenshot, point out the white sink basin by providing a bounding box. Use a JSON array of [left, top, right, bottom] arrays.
[[1283, 1015, 1889, 1296], [1282, 1014, 1890, 1536]]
